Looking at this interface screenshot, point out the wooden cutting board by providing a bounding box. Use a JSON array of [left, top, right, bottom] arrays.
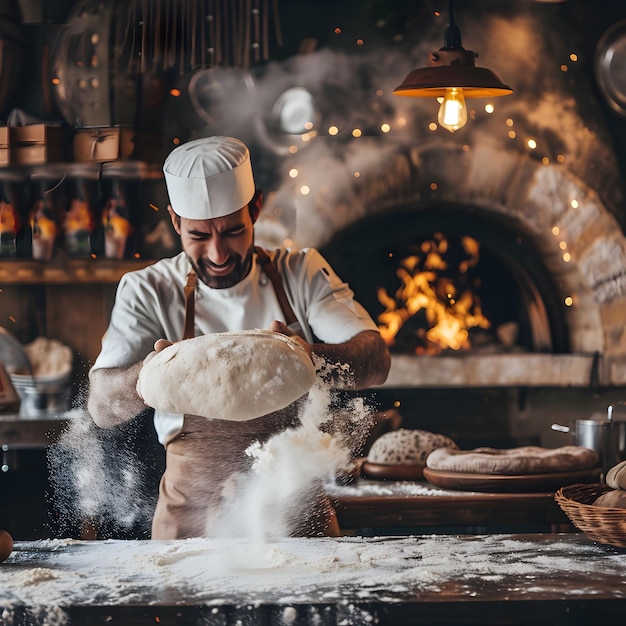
[[423, 466, 603, 493], [361, 461, 426, 481]]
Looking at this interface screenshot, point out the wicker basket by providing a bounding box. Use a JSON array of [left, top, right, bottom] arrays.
[[555, 483, 626, 548]]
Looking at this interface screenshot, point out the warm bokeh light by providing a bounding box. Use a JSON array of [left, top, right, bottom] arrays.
[[563, 252, 571, 262], [552, 226, 560, 235], [328, 126, 339, 135], [564, 296, 573, 306], [299, 185, 310, 195], [559, 241, 567, 250], [352, 128, 362, 137], [484, 104, 494, 113], [527, 139, 537, 149], [570, 199, 579, 208], [288, 168, 298, 178], [381, 123, 391, 133]]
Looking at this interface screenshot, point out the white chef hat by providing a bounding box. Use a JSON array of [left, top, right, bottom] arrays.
[[163, 136, 255, 219]]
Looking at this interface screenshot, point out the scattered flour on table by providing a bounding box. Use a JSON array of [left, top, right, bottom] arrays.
[[1, 534, 624, 613]]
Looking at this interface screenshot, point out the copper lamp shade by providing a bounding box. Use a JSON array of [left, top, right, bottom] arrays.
[[394, 50, 513, 98], [393, 1, 513, 100]]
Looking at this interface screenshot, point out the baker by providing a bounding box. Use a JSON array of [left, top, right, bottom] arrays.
[[87, 135, 391, 540]]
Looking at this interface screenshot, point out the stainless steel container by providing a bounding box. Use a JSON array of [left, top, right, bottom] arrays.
[[552, 415, 626, 476], [10, 373, 71, 417]]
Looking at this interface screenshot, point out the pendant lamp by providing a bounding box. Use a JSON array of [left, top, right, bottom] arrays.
[[393, 0, 512, 132]]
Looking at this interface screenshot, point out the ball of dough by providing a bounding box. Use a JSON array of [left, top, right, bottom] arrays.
[[137, 329, 316, 421], [0, 529, 13, 563], [367, 428, 458, 465], [593, 489, 626, 508], [605, 459, 626, 490]]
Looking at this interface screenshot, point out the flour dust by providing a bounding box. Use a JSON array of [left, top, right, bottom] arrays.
[[210, 365, 374, 544], [48, 388, 163, 538], [48, 361, 375, 541]]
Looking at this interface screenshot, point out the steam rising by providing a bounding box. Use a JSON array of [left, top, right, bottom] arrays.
[[169, 4, 621, 251]]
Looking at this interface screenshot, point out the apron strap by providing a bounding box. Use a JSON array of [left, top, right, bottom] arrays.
[[182, 270, 197, 340], [255, 246, 298, 326], [181, 249, 298, 341]]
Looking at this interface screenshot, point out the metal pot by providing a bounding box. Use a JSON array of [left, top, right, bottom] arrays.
[[552, 409, 626, 476]]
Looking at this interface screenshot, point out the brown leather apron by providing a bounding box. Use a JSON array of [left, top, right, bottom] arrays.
[[150, 249, 339, 539]]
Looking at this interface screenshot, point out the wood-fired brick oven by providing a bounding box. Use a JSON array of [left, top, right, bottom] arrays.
[[256, 137, 626, 390]]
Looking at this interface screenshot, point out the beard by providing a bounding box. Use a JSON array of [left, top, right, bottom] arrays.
[[188, 247, 254, 289]]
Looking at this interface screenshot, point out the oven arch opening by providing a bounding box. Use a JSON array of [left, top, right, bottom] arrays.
[[320, 201, 570, 356]]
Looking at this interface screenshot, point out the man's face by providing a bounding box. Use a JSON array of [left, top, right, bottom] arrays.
[[170, 206, 255, 289]]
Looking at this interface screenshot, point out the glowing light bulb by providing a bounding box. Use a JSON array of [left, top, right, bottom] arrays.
[[438, 88, 467, 133]]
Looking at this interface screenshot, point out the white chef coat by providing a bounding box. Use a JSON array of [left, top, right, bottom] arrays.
[[91, 247, 378, 444]]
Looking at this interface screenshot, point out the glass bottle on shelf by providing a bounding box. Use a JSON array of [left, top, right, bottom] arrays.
[[0, 181, 18, 258], [29, 178, 59, 261], [63, 177, 95, 257], [101, 176, 133, 259]]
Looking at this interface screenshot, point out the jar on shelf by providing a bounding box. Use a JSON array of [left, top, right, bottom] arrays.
[[100, 176, 134, 260], [0, 173, 28, 258], [62, 171, 98, 258], [28, 177, 59, 261], [0, 181, 18, 258]]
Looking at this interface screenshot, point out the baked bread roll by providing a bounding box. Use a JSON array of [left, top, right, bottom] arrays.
[[426, 445, 599, 475], [605, 459, 626, 490], [137, 329, 316, 421], [367, 428, 458, 465], [593, 489, 626, 508]]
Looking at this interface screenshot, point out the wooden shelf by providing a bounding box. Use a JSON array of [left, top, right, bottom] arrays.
[[0, 258, 156, 284]]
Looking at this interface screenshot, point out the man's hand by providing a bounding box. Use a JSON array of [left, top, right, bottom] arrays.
[[269, 320, 313, 361], [137, 339, 175, 399]]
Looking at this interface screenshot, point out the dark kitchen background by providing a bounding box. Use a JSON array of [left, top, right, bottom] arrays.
[[3, 0, 626, 538]]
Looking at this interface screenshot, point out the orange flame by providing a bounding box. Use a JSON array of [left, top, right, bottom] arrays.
[[377, 235, 490, 354]]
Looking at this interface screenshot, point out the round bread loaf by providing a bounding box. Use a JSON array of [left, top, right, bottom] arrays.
[[137, 329, 316, 421], [605, 459, 626, 490], [367, 428, 458, 465], [425, 445, 599, 475], [593, 489, 626, 508]]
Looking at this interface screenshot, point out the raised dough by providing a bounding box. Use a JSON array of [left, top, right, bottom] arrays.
[[593, 489, 626, 508], [605, 459, 626, 490], [425, 445, 600, 475], [367, 428, 458, 465], [137, 329, 316, 421]]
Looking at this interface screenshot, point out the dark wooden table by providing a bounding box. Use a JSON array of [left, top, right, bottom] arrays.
[[0, 533, 624, 625], [327, 480, 574, 534]]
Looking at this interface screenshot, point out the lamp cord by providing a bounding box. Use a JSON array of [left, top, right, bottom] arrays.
[[443, 0, 463, 50]]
